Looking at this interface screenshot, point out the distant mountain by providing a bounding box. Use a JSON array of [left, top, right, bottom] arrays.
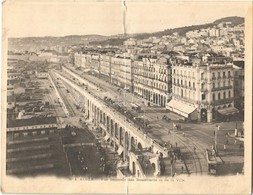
[[213, 16, 244, 25], [8, 34, 107, 51], [8, 16, 244, 51], [90, 16, 244, 46]]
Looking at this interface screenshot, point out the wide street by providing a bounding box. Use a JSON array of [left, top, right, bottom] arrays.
[[60, 65, 244, 175]]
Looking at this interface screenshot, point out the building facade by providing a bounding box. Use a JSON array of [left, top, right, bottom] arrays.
[[133, 56, 172, 107], [167, 62, 238, 122]]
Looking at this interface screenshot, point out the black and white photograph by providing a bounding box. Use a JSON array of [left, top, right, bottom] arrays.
[[1, 0, 252, 194]]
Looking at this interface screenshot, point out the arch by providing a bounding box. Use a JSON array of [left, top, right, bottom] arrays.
[[201, 108, 207, 122], [115, 123, 118, 139], [125, 131, 129, 150], [137, 143, 143, 150], [212, 108, 217, 120], [119, 127, 123, 145], [106, 116, 110, 132], [131, 136, 135, 151], [110, 119, 114, 136], [132, 162, 136, 175], [151, 163, 156, 172]]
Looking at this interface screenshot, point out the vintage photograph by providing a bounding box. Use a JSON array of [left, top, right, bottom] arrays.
[[1, 0, 252, 194]]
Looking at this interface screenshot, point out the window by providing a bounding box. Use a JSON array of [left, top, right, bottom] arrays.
[[228, 91, 231, 98], [213, 93, 216, 101], [201, 73, 204, 79], [218, 72, 220, 78], [181, 80, 183, 85], [218, 93, 221, 100], [177, 79, 179, 84], [218, 82, 220, 88], [223, 81, 226, 87], [174, 78, 176, 83], [185, 80, 187, 86], [212, 72, 215, 78], [202, 94, 206, 100], [228, 80, 231, 86], [223, 91, 226, 99], [223, 72, 226, 77], [235, 71, 238, 76], [189, 81, 191, 87], [181, 89, 183, 97], [193, 82, 195, 88], [228, 71, 231, 77], [213, 83, 215, 88]]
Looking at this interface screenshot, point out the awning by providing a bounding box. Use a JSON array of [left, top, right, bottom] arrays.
[[117, 146, 124, 155], [166, 99, 197, 118], [217, 107, 239, 115], [103, 134, 110, 141]]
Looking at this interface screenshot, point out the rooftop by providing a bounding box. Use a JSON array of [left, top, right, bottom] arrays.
[[7, 116, 57, 128]]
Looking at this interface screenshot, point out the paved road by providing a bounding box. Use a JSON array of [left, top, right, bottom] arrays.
[[59, 66, 244, 175]]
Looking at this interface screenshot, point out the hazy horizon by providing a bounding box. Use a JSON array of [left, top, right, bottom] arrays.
[[4, 1, 250, 38]]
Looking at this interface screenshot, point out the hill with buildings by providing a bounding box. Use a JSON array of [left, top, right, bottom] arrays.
[[90, 16, 244, 46], [8, 16, 244, 51]]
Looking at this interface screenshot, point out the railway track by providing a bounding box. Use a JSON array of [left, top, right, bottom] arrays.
[[172, 130, 208, 175]]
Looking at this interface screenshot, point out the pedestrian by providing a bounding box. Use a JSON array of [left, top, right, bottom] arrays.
[[175, 142, 178, 147], [224, 144, 226, 151], [181, 166, 184, 173], [226, 139, 229, 145]]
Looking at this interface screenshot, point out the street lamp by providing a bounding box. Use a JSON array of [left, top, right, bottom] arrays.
[[214, 125, 220, 153]]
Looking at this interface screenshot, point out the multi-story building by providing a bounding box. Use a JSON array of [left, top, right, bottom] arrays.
[[167, 60, 238, 122], [100, 55, 111, 82], [90, 53, 100, 77], [74, 53, 86, 68], [233, 63, 244, 111], [110, 57, 121, 86], [133, 56, 172, 107]]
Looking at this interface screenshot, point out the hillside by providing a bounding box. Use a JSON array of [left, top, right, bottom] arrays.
[[8, 16, 244, 50], [90, 16, 244, 46], [8, 34, 107, 51]]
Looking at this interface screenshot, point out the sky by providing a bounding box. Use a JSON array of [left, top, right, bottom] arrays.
[[3, 0, 251, 38]]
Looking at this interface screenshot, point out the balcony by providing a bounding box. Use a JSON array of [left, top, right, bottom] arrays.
[[173, 94, 196, 104], [211, 86, 233, 92], [200, 77, 208, 82], [200, 88, 208, 93], [211, 98, 234, 106]]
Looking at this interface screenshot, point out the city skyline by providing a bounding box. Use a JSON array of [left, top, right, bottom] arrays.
[[4, 1, 249, 38]]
